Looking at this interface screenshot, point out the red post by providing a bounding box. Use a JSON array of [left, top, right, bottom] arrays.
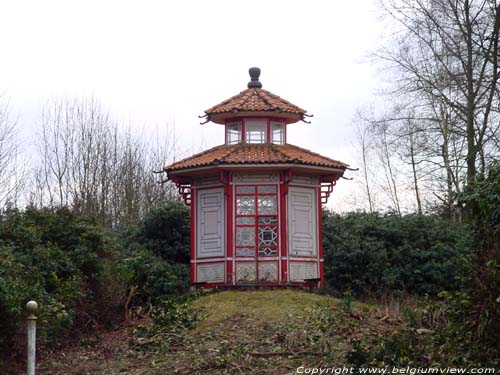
[[317, 185, 324, 286], [280, 171, 289, 283], [190, 187, 196, 285], [226, 173, 234, 285]]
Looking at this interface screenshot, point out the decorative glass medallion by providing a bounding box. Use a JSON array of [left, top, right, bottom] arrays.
[[257, 216, 277, 225], [258, 226, 277, 246], [258, 247, 277, 256], [236, 227, 255, 246]]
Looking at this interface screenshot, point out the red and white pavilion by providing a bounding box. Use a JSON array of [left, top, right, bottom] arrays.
[[164, 68, 348, 287]]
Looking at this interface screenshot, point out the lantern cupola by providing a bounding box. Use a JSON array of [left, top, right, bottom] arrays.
[[164, 68, 348, 288]]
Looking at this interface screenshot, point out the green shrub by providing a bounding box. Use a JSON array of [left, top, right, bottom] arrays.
[[323, 211, 471, 297], [118, 201, 191, 304], [124, 246, 189, 305], [0, 208, 127, 366], [123, 201, 190, 264]]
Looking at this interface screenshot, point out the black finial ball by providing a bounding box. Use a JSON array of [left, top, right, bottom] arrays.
[[248, 67, 262, 88]]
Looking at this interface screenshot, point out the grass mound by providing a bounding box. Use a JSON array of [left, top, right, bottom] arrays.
[[38, 289, 403, 375]]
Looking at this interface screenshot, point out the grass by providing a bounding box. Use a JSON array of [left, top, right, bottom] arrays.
[[37, 289, 404, 375]]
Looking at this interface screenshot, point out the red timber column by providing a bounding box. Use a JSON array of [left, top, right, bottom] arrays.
[[317, 183, 325, 286], [190, 186, 196, 285], [225, 172, 234, 285], [279, 171, 290, 284]]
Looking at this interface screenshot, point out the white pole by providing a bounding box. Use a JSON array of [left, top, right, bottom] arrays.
[[26, 301, 38, 375]]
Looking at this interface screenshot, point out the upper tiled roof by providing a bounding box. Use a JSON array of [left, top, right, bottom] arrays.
[[205, 88, 306, 117], [164, 143, 348, 173]]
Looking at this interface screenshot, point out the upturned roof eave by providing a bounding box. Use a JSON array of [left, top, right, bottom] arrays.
[[165, 162, 347, 178], [205, 111, 304, 125]]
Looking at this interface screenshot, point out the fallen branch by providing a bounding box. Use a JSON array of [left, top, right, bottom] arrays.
[[249, 350, 323, 357]]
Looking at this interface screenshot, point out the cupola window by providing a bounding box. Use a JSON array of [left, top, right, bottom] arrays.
[[271, 122, 285, 145], [245, 119, 267, 144], [226, 122, 242, 145]]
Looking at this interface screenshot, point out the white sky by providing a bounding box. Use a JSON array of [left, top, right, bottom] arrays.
[[0, 0, 385, 211]]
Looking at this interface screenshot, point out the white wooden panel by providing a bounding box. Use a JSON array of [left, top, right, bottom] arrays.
[[197, 188, 225, 258], [289, 262, 318, 282], [288, 187, 317, 256], [197, 263, 224, 283]]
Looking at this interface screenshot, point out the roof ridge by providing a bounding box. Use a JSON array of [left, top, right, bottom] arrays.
[[260, 89, 302, 109]]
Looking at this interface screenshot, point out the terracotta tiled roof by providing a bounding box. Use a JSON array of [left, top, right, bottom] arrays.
[[164, 143, 348, 173], [205, 88, 306, 117]]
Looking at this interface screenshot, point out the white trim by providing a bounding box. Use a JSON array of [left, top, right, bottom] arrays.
[[234, 256, 281, 261], [192, 257, 233, 264], [289, 256, 320, 261]]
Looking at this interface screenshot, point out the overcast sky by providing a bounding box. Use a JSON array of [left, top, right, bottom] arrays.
[[0, 0, 385, 211]]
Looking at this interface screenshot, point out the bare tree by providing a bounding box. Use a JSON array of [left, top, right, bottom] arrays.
[[374, 0, 500, 217], [33, 97, 178, 226], [0, 97, 23, 208], [353, 112, 376, 213]]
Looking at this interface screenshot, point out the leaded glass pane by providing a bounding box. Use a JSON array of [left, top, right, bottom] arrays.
[[236, 186, 255, 194], [271, 123, 285, 145], [258, 216, 277, 225], [237, 196, 255, 215], [236, 247, 255, 256], [258, 226, 277, 246], [245, 120, 267, 144], [236, 227, 255, 246], [237, 217, 255, 225], [226, 122, 242, 145], [258, 185, 276, 194], [258, 247, 278, 256], [258, 196, 276, 214]]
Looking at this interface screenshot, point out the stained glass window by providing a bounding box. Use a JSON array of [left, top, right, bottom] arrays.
[[258, 226, 277, 246], [258, 196, 276, 215], [236, 247, 255, 257], [237, 186, 255, 194], [236, 196, 255, 215], [237, 217, 255, 225], [236, 227, 255, 246]]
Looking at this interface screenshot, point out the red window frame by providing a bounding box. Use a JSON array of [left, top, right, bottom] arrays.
[[235, 184, 279, 259]]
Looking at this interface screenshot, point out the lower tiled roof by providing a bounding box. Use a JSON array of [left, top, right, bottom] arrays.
[[164, 143, 348, 172]]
